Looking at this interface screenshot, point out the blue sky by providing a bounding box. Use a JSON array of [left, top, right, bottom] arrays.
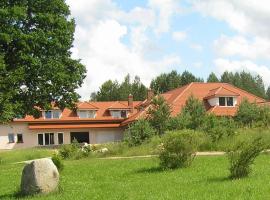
[[66, 0, 270, 99]]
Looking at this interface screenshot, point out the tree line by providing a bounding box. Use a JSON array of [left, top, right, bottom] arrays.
[[91, 70, 270, 101]]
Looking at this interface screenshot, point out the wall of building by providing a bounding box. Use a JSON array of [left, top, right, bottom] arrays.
[[0, 122, 125, 150]]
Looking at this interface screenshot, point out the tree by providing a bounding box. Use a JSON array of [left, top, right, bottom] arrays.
[[0, 0, 86, 122], [180, 95, 206, 129], [147, 95, 171, 135], [150, 70, 203, 94], [180, 70, 204, 86], [207, 72, 219, 82], [96, 80, 120, 101], [267, 87, 270, 100], [94, 74, 147, 101]]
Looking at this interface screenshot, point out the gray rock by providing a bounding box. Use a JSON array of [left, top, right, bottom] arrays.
[[20, 158, 59, 195]]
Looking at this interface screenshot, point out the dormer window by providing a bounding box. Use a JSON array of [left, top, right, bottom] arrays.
[[44, 110, 61, 119], [110, 110, 128, 118], [77, 110, 96, 118], [219, 97, 234, 107]]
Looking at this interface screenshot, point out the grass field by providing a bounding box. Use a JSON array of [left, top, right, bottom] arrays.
[[1, 155, 270, 200]]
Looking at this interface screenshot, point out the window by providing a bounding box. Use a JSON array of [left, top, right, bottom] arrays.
[[58, 133, 64, 145], [44, 110, 61, 119], [38, 133, 54, 146], [111, 110, 128, 118], [77, 110, 96, 118], [8, 133, 15, 143], [38, 134, 44, 145], [17, 134, 23, 143], [219, 97, 234, 107], [121, 110, 127, 118]]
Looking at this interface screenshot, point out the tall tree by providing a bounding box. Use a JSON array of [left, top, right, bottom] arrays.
[[93, 74, 147, 101], [266, 86, 270, 100], [207, 72, 219, 82], [180, 70, 204, 86], [0, 0, 86, 122], [147, 95, 171, 135], [150, 70, 203, 94]]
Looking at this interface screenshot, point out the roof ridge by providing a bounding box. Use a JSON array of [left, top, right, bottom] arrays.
[[223, 83, 266, 102], [172, 82, 194, 103]]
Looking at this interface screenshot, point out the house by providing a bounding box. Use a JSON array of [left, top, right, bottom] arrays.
[[0, 82, 268, 149]]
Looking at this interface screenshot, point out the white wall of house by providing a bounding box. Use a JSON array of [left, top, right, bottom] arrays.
[[0, 122, 125, 150]]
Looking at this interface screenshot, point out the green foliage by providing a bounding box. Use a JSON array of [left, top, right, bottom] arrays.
[[228, 137, 265, 179], [221, 71, 266, 99], [51, 153, 64, 172], [180, 95, 206, 129], [147, 95, 171, 135], [58, 140, 90, 160], [150, 70, 203, 94], [93, 74, 147, 101], [0, 0, 86, 122], [202, 114, 236, 142], [159, 130, 199, 169], [267, 86, 270, 100], [167, 113, 192, 130], [124, 119, 156, 146], [207, 72, 219, 82], [236, 99, 261, 126]]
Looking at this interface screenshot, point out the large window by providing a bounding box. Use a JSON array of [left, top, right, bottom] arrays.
[[8, 133, 15, 143], [110, 110, 128, 118], [58, 133, 64, 145], [77, 110, 96, 118], [219, 97, 234, 107], [38, 133, 54, 145], [44, 110, 61, 119]]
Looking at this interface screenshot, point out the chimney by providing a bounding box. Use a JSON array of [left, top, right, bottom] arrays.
[[147, 89, 154, 101], [128, 94, 134, 112]]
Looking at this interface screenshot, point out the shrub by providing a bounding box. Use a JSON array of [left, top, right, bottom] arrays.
[[228, 137, 265, 179], [236, 99, 260, 127], [202, 114, 236, 142], [59, 144, 77, 159], [58, 140, 91, 159], [51, 153, 64, 172], [159, 130, 200, 169], [124, 119, 156, 146], [167, 113, 192, 130]]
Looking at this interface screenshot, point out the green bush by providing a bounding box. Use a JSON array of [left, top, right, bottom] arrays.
[[51, 153, 64, 172], [159, 130, 200, 169], [59, 140, 91, 159], [124, 119, 156, 146], [167, 113, 192, 130], [228, 137, 265, 179], [202, 114, 236, 142]]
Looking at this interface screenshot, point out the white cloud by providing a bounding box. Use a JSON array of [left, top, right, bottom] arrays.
[[214, 58, 270, 86], [214, 35, 270, 60], [190, 43, 203, 51], [172, 31, 187, 42], [148, 0, 181, 34], [193, 0, 270, 37]]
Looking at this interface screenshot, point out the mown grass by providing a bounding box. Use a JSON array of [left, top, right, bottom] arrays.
[[1, 155, 270, 200]]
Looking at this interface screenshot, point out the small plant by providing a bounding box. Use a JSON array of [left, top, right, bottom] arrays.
[[228, 137, 265, 179], [0, 157, 3, 165], [124, 119, 156, 146], [51, 153, 64, 172], [159, 130, 199, 169]]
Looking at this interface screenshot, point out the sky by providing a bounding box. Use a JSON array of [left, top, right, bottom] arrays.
[[65, 0, 270, 100]]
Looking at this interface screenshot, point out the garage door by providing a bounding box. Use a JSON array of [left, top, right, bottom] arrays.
[[70, 132, 89, 144]]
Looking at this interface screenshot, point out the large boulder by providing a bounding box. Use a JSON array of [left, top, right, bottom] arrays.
[[20, 158, 59, 195]]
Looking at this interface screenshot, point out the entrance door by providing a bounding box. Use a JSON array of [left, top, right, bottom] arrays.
[[70, 132, 90, 144]]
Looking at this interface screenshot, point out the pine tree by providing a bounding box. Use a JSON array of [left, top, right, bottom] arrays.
[[207, 72, 219, 82]]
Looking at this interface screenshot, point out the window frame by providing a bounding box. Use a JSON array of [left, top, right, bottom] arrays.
[[57, 132, 64, 145], [37, 133, 55, 146], [77, 110, 96, 119], [219, 97, 234, 107], [44, 110, 61, 119]]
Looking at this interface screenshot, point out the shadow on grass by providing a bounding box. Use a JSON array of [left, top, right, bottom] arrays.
[[135, 166, 165, 174], [207, 176, 231, 183]]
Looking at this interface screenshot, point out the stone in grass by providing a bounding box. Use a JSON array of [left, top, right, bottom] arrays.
[[20, 158, 59, 195]]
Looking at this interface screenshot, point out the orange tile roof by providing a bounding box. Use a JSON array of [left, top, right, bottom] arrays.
[[77, 102, 99, 110], [108, 101, 131, 110], [162, 82, 267, 116], [204, 87, 240, 99]]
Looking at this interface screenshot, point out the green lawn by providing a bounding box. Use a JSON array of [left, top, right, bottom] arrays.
[[1, 155, 270, 200]]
